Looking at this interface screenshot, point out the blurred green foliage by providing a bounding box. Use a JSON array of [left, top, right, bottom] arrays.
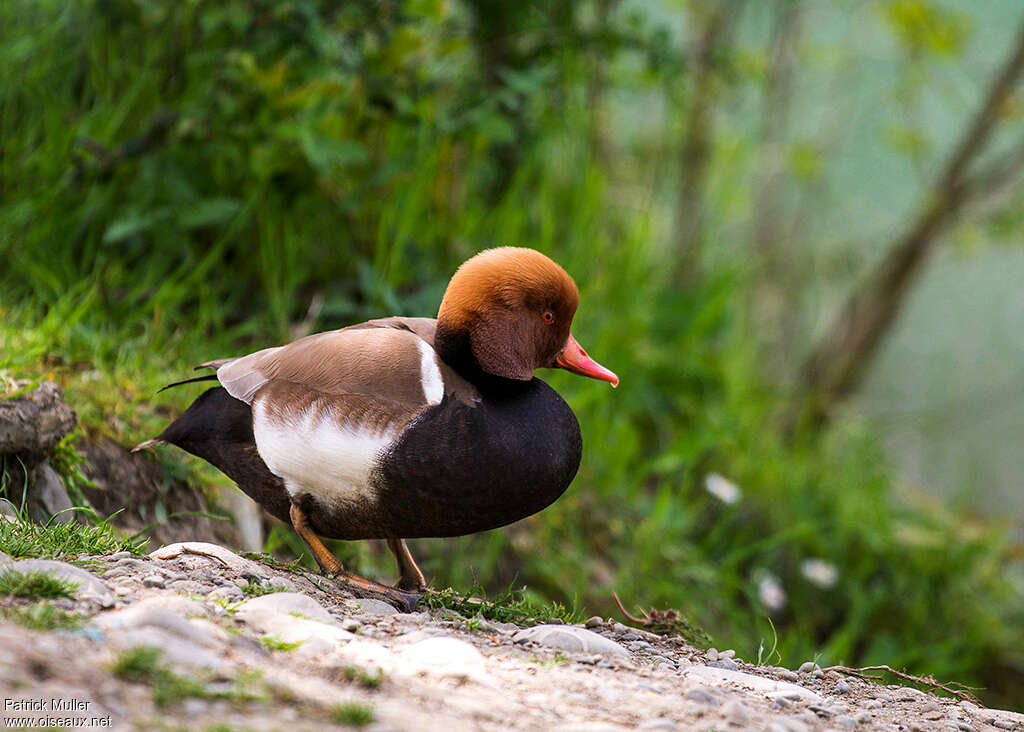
[[1, 0, 1022, 710]]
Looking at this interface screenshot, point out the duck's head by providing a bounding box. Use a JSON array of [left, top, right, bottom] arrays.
[[435, 247, 618, 386]]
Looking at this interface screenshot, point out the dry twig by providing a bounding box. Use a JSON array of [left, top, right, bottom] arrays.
[[823, 664, 982, 704]]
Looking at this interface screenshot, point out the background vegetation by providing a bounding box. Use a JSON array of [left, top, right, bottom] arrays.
[[2, 0, 1022, 709]]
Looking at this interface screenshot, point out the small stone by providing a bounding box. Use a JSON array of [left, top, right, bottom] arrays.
[[619, 631, 641, 642], [705, 648, 719, 662], [548, 617, 564, 625], [141, 574, 165, 588], [684, 687, 716, 704], [584, 616, 603, 629], [709, 658, 739, 671], [834, 716, 857, 730], [236, 592, 334, 624], [959, 701, 979, 712], [991, 721, 1016, 731], [723, 700, 750, 725], [956, 724, 976, 732], [341, 620, 360, 633], [350, 598, 399, 615], [924, 711, 945, 721], [720, 649, 736, 659], [109, 551, 132, 560], [776, 668, 799, 682], [798, 661, 820, 674], [855, 712, 873, 724], [512, 625, 629, 656], [863, 700, 882, 709], [834, 679, 851, 694]]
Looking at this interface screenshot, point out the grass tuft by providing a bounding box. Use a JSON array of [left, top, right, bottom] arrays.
[[258, 635, 303, 651], [1, 602, 82, 631], [338, 666, 385, 689], [424, 584, 584, 626], [112, 646, 263, 707], [0, 569, 78, 599], [241, 580, 288, 598], [0, 513, 147, 560], [331, 702, 374, 727]]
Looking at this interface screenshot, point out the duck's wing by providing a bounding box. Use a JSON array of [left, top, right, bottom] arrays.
[[208, 317, 477, 408]]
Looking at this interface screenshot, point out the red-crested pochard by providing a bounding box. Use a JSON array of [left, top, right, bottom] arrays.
[[136, 247, 618, 609]]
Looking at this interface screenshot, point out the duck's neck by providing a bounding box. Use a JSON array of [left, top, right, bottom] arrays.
[[434, 321, 531, 394]]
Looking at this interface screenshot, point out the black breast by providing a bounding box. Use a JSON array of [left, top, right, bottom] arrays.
[[370, 377, 582, 539]]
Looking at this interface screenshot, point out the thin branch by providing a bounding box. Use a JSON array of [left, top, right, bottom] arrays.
[[823, 664, 982, 703], [791, 16, 1024, 430]]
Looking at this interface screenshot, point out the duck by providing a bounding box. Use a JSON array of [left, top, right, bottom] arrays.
[[135, 247, 618, 610]]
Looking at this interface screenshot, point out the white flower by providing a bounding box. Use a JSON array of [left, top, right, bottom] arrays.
[[757, 572, 787, 611], [801, 558, 839, 589], [705, 473, 741, 505]]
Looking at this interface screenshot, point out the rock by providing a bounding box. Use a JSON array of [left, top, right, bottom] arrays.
[[0, 382, 77, 456], [584, 616, 603, 628], [207, 585, 244, 603], [110, 630, 223, 670], [12, 558, 115, 607], [834, 679, 850, 694], [709, 657, 739, 671], [683, 686, 717, 704], [723, 699, 751, 725], [27, 462, 75, 524], [864, 700, 882, 709], [149, 542, 266, 580], [0, 551, 11, 565], [347, 598, 399, 615], [141, 574, 165, 588], [776, 668, 799, 682], [855, 712, 873, 724], [93, 600, 226, 649], [798, 661, 821, 674], [720, 649, 736, 659], [512, 625, 629, 656], [686, 665, 822, 702], [236, 592, 334, 624], [705, 647, 719, 662]]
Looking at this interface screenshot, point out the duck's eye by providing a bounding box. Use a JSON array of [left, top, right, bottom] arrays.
[[542, 311, 555, 324]]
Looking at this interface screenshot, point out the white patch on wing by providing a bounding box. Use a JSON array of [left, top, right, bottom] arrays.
[[217, 346, 283, 404], [417, 338, 445, 405], [251, 397, 394, 506]]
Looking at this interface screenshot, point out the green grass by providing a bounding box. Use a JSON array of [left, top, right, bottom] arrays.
[[258, 635, 303, 652], [0, 569, 78, 599], [337, 666, 385, 690], [330, 703, 374, 728], [240, 580, 288, 598], [424, 584, 584, 627], [1, 601, 82, 631], [112, 647, 264, 707], [0, 512, 147, 560]]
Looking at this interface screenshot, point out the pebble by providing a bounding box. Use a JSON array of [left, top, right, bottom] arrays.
[[109, 551, 132, 560], [720, 649, 736, 659], [708, 657, 739, 671], [855, 711, 873, 724], [683, 686, 716, 704], [236, 592, 334, 624], [798, 661, 821, 674], [705, 648, 719, 662], [512, 625, 629, 656], [141, 574, 165, 588], [834, 679, 850, 694], [584, 616, 603, 629], [348, 598, 399, 615], [776, 668, 799, 682], [991, 721, 1016, 731], [723, 699, 751, 725]]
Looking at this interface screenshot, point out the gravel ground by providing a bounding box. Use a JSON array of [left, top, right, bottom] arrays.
[[0, 542, 1021, 732]]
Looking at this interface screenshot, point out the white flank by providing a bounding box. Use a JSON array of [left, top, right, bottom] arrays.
[[417, 339, 445, 405], [251, 398, 393, 505]]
